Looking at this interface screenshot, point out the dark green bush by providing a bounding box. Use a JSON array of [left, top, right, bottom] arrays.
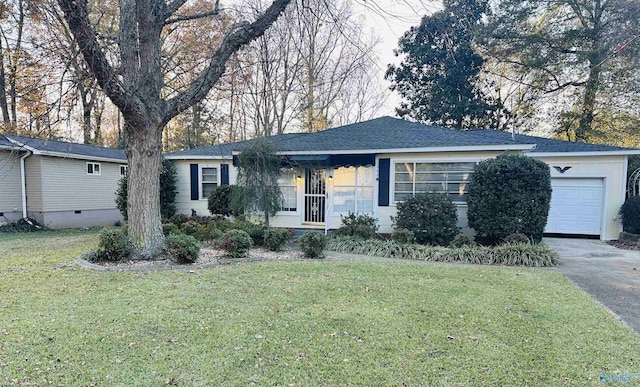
[[162, 223, 180, 236], [244, 223, 267, 246], [181, 220, 205, 237], [503, 233, 531, 244], [221, 229, 253, 258], [170, 214, 190, 227], [300, 232, 327, 259], [335, 213, 378, 239], [116, 159, 177, 220], [95, 227, 131, 262], [620, 196, 640, 234], [208, 185, 244, 217], [390, 228, 416, 245], [264, 228, 291, 251], [468, 155, 551, 244], [165, 233, 200, 264], [449, 233, 476, 248], [393, 193, 458, 246]]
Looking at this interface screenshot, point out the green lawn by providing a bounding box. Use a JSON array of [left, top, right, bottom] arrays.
[[1, 230, 638, 386]]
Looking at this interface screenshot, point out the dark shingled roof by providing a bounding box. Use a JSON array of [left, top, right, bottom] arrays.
[[468, 129, 634, 153], [0, 134, 15, 147], [166, 117, 527, 157], [6, 135, 126, 161], [165, 116, 639, 157]]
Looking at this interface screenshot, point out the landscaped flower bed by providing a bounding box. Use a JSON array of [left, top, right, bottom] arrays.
[[327, 237, 560, 267]]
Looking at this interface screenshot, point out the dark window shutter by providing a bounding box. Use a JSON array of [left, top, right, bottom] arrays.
[[221, 164, 229, 185], [378, 158, 390, 206], [190, 164, 199, 200]]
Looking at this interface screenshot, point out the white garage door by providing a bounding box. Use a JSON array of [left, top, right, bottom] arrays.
[[545, 178, 604, 235]]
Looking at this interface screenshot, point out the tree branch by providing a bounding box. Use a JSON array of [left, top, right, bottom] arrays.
[[164, 6, 220, 25], [56, 0, 129, 113], [165, 0, 292, 122]]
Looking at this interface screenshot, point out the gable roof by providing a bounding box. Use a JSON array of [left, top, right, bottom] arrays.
[[165, 116, 640, 159], [5, 135, 126, 162]]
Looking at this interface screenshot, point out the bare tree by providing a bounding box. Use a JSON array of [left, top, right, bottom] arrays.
[[55, 0, 292, 258]]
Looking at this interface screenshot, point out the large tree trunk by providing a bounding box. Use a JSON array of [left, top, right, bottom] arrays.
[[125, 122, 164, 259]]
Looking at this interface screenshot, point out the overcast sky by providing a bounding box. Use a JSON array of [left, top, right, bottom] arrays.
[[351, 0, 443, 115]]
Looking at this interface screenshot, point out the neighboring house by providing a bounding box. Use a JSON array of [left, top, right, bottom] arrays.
[[165, 116, 640, 240], [0, 134, 127, 228]]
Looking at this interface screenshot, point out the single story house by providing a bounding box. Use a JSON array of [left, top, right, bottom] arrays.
[[0, 134, 127, 228], [166, 116, 640, 240]]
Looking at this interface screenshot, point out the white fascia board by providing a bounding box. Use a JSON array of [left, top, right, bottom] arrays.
[[531, 150, 640, 157], [163, 155, 233, 160], [229, 144, 536, 156], [37, 151, 127, 163]]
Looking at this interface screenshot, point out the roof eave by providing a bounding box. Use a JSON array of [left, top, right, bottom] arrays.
[[164, 154, 233, 160], [530, 150, 640, 157], [37, 150, 127, 163], [228, 144, 536, 156]]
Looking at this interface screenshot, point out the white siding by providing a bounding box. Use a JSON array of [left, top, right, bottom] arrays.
[[40, 156, 123, 211], [172, 159, 237, 216], [0, 150, 23, 213]]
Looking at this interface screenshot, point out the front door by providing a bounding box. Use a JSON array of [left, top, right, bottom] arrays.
[[304, 169, 326, 223]]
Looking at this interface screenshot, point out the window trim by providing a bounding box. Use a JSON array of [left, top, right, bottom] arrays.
[[199, 164, 220, 200], [391, 158, 481, 205], [120, 165, 128, 176], [87, 162, 101, 176], [277, 168, 300, 215], [331, 165, 375, 216]]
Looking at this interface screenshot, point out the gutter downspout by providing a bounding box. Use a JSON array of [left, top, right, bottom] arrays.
[[19, 150, 31, 219]]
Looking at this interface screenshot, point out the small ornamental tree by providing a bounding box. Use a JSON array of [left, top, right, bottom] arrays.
[[467, 155, 551, 243], [116, 159, 178, 221], [233, 140, 282, 226]]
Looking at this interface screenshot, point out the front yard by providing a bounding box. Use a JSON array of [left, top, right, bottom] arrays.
[[1, 230, 638, 385]]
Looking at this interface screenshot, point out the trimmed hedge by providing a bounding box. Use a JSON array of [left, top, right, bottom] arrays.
[[221, 229, 253, 258], [393, 193, 458, 246], [467, 155, 551, 244], [335, 213, 378, 239], [620, 196, 640, 234], [326, 237, 559, 267], [165, 233, 200, 264], [95, 227, 131, 262], [300, 232, 327, 259]]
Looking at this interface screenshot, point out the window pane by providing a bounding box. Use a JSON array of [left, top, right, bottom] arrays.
[[202, 182, 217, 198], [395, 192, 413, 202], [395, 172, 412, 182], [356, 187, 374, 213], [280, 186, 297, 211], [202, 168, 217, 182], [415, 182, 445, 193], [394, 182, 413, 192], [333, 187, 355, 213], [94, 164, 100, 174], [395, 162, 413, 173], [334, 167, 356, 186], [357, 166, 374, 186], [87, 164, 93, 174], [278, 169, 296, 185]]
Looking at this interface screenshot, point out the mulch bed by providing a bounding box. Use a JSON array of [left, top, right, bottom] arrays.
[[607, 240, 640, 251]]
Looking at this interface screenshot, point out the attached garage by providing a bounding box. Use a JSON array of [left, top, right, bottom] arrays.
[[545, 178, 604, 236]]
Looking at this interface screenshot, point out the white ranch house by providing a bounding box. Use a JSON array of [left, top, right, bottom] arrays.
[[166, 117, 640, 241]]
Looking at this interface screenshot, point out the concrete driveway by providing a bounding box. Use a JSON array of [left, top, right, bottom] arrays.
[[545, 238, 640, 333]]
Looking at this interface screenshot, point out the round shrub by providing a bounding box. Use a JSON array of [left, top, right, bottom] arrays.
[[162, 222, 180, 236], [390, 228, 416, 245], [503, 233, 531, 244], [170, 214, 190, 227], [221, 229, 253, 258], [300, 231, 327, 259], [244, 223, 267, 246], [264, 228, 291, 251], [335, 213, 379, 239], [165, 233, 200, 264], [467, 155, 551, 244], [620, 196, 640, 234], [449, 233, 476, 248], [393, 193, 458, 246], [95, 227, 131, 262]]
